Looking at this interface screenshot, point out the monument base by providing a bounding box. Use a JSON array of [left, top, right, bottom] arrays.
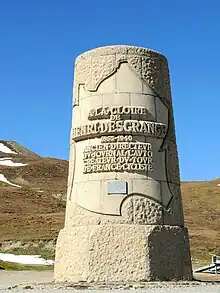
[[54, 224, 192, 283]]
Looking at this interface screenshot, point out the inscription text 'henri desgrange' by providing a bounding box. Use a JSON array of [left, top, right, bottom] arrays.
[[72, 106, 167, 142]]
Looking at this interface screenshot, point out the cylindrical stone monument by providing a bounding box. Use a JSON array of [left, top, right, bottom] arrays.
[[54, 45, 192, 282]]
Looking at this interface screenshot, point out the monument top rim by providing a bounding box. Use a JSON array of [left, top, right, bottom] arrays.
[[75, 45, 167, 64]]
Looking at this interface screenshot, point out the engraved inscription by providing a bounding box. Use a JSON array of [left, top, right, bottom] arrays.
[[83, 142, 153, 173], [72, 106, 167, 142], [101, 135, 132, 143], [72, 120, 167, 141], [88, 106, 153, 120], [75, 106, 167, 175]]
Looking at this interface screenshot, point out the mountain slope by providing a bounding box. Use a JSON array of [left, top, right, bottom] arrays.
[[0, 140, 39, 157], [182, 179, 220, 261], [0, 141, 219, 263], [0, 141, 68, 240]]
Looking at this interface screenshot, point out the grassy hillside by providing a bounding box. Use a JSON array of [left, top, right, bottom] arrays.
[[182, 179, 220, 262]]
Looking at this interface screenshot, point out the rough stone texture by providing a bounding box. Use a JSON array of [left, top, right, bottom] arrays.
[[73, 45, 172, 106], [163, 184, 184, 226], [148, 226, 192, 280], [121, 195, 163, 225], [55, 225, 192, 283], [55, 45, 192, 283], [166, 100, 177, 143], [166, 141, 181, 184], [63, 199, 184, 227]]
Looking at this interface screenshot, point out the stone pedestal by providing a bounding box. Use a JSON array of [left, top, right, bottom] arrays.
[[55, 225, 191, 282], [54, 45, 193, 282]]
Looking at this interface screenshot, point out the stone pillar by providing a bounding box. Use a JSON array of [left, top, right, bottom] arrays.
[[54, 45, 192, 283]]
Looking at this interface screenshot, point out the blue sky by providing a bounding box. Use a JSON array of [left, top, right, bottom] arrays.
[[0, 0, 219, 181]]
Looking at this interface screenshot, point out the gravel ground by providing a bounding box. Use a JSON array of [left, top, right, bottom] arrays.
[[0, 271, 219, 293], [0, 271, 53, 290]]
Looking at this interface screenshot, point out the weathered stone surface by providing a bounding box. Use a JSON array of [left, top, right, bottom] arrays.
[[74, 45, 171, 102], [166, 141, 181, 184], [121, 195, 163, 225], [163, 183, 184, 226], [55, 45, 192, 283], [148, 226, 192, 280], [55, 225, 192, 283]]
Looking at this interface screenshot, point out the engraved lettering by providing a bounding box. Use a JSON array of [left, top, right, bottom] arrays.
[[83, 141, 155, 174]]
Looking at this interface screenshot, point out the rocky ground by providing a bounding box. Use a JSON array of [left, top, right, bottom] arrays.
[[0, 271, 220, 293]]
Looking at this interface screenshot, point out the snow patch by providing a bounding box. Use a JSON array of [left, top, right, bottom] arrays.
[[0, 143, 17, 154], [0, 157, 12, 160], [0, 253, 54, 265], [0, 174, 21, 188], [0, 159, 27, 167], [34, 188, 43, 193]]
